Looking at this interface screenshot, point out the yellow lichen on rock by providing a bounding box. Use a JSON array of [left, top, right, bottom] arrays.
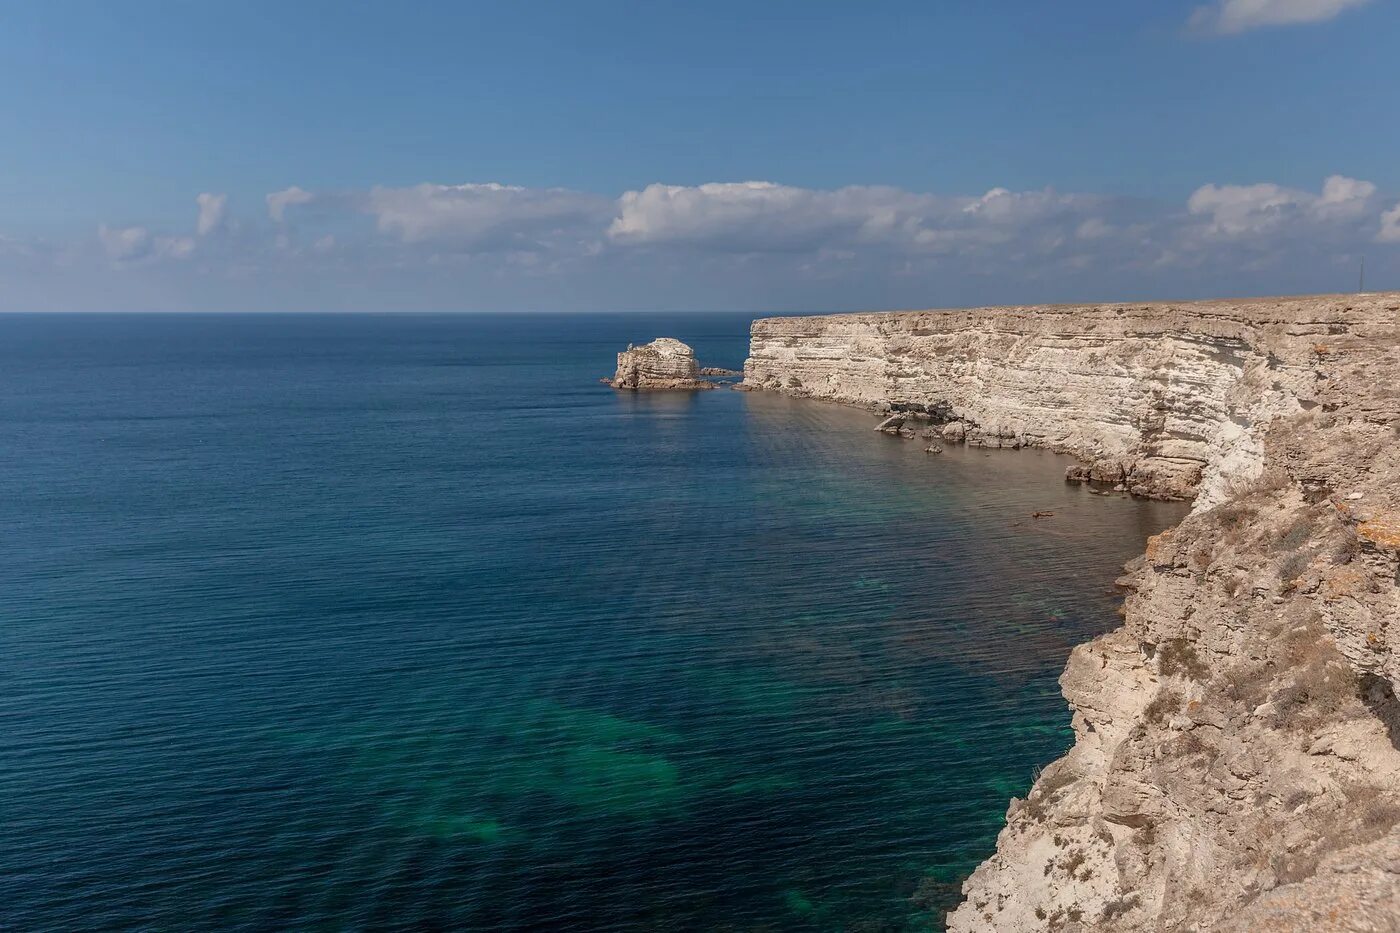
[[1144, 530, 1173, 562], [1320, 565, 1370, 600], [1357, 513, 1400, 551]]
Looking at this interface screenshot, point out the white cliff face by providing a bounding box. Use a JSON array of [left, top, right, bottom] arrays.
[[745, 297, 1398, 501], [743, 293, 1400, 931], [608, 337, 711, 390]]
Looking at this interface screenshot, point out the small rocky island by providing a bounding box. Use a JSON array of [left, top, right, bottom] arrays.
[[603, 337, 740, 390]]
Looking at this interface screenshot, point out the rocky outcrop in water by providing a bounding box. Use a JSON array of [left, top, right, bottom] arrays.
[[743, 293, 1400, 931], [605, 337, 721, 390]]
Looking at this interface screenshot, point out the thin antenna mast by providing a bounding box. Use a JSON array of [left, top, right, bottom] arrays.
[[1359, 256, 1365, 293]]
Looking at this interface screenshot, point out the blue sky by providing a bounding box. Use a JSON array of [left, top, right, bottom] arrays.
[[1, 0, 1397, 311]]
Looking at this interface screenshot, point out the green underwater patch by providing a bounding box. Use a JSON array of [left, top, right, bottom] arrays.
[[783, 888, 816, 915], [415, 813, 508, 844], [688, 665, 814, 719], [282, 695, 797, 836]]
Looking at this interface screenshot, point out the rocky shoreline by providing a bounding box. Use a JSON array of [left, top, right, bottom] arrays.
[[743, 293, 1400, 930]]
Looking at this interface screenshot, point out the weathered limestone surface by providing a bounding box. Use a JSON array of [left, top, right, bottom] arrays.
[[745, 294, 1400, 502], [743, 293, 1400, 931], [606, 337, 715, 390]]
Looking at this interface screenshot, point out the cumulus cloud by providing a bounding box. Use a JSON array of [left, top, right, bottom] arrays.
[[97, 225, 195, 264], [1379, 203, 1400, 243], [366, 182, 612, 250], [1186, 175, 1378, 235], [39, 172, 1396, 310], [195, 192, 228, 236], [608, 181, 1111, 256], [1189, 0, 1372, 34], [266, 186, 315, 223], [1075, 218, 1115, 240], [611, 181, 883, 251], [1187, 182, 1310, 235], [1315, 174, 1377, 219]]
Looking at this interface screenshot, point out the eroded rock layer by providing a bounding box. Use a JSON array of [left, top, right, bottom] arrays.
[[607, 337, 714, 390], [746, 295, 1398, 503], [743, 293, 1400, 931]]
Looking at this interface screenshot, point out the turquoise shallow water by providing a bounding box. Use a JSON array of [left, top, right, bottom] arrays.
[[0, 312, 1186, 931]]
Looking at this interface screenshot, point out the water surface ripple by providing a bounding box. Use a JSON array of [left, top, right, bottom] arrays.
[[0, 313, 1186, 931]]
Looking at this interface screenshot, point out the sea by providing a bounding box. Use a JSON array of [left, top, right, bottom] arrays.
[[0, 312, 1186, 931]]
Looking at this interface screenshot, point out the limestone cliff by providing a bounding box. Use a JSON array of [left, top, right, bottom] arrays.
[[606, 337, 716, 390], [743, 293, 1400, 931]]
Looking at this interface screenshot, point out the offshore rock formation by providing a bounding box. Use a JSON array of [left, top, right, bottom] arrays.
[[605, 338, 718, 390], [743, 293, 1400, 931]]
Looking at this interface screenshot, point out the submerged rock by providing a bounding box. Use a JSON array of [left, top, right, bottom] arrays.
[[874, 414, 906, 434]]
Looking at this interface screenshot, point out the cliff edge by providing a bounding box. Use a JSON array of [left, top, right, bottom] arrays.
[[744, 293, 1400, 930]]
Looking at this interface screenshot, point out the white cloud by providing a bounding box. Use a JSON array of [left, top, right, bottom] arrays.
[[365, 182, 611, 249], [1315, 174, 1377, 219], [1186, 175, 1377, 235], [1187, 182, 1309, 235], [44, 172, 1396, 310], [266, 186, 315, 223], [97, 225, 195, 264], [1190, 0, 1372, 34], [608, 181, 1108, 255], [610, 181, 881, 251], [195, 192, 228, 236], [98, 224, 148, 260], [1075, 218, 1114, 240], [1379, 203, 1400, 243]]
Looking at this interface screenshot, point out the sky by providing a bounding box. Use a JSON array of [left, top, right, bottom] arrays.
[[1, 0, 1398, 312]]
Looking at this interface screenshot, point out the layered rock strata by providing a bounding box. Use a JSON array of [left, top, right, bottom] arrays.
[[743, 293, 1400, 931], [747, 295, 1396, 502], [606, 337, 718, 390]]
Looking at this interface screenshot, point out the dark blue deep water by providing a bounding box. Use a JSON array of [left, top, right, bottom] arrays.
[[0, 313, 1186, 931]]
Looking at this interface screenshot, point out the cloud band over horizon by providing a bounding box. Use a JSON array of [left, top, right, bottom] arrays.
[[3, 172, 1397, 312]]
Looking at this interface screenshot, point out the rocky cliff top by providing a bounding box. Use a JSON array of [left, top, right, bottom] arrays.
[[743, 292, 1400, 931], [753, 291, 1400, 333]]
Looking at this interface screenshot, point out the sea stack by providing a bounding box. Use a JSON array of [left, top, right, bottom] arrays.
[[606, 338, 716, 390]]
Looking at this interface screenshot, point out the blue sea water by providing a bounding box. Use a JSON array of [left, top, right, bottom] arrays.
[[0, 312, 1186, 931]]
